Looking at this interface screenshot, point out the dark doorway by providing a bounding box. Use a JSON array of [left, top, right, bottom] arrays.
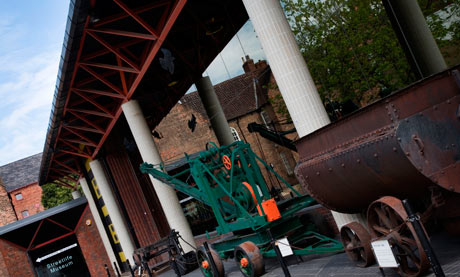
[[29, 234, 90, 277]]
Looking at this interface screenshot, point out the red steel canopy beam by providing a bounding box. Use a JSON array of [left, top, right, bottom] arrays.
[[46, 0, 187, 187]]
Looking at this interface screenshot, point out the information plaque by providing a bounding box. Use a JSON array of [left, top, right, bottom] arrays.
[[277, 238, 294, 257], [371, 240, 398, 268]]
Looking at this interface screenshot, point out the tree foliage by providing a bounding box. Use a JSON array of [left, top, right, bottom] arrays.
[[41, 182, 82, 209], [281, 0, 459, 112]]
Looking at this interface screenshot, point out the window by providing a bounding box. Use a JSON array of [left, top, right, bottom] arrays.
[[280, 152, 293, 175], [230, 127, 241, 141], [15, 193, 23, 200], [21, 210, 29, 218], [260, 111, 274, 131]]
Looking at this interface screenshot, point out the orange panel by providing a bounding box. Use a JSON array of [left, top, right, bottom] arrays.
[[261, 199, 281, 222]]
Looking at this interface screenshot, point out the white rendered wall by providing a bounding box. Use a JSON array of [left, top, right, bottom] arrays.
[[121, 100, 196, 252], [89, 159, 136, 263], [243, 0, 365, 230], [80, 178, 118, 271]]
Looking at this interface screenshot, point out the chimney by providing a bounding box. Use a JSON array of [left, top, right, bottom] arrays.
[[242, 55, 256, 73]]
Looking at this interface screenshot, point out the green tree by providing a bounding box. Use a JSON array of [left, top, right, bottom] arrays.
[[41, 182, 82, 209], [281, 0, 459, 110]]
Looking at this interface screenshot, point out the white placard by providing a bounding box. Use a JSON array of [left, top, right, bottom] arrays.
[[371, 240, 398, 268], [277, 238, 294, 257]]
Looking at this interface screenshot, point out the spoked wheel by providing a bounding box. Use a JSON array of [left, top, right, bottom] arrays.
[[340, 222, 374, 267], [234, 241, 264, 277], [196, 246, 224, 277], [367, 196, 429, 276]]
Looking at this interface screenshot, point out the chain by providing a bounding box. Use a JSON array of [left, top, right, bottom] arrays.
[[178, 235, 198, 251]]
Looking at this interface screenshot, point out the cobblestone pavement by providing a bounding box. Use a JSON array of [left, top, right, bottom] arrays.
[[160, 232, 460, 276]]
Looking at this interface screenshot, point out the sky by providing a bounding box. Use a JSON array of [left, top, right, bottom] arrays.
[[0, 2, 266, 166]]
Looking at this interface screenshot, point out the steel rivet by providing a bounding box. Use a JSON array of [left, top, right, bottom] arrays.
[[316, 172, 320, 175], [406, 152, 410, 156], [397, 137, 401, 141], [449, 186, 454, 191], [374, 153, 378, 158], [393, 147, 397, 152], [447, 100, 451, 104], [356, 159, 360, 163], [328, 168, 332, 171], [341, 163, 345, 167]]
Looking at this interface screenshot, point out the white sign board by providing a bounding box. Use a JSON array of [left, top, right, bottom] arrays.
[[371, 240, 398, 268], [277, 238, 294, 257]]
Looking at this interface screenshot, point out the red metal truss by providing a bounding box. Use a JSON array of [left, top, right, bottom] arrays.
[[46, 0, 187, 185]]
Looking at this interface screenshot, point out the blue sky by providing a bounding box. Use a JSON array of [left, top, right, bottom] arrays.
[[0, 1, 70, 166], [0, 2, 265, 166]]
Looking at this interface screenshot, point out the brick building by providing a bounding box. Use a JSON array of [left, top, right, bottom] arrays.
[[0, 153, 44, 222], [0, 197, 114, 277], [0, 181, 16, 226], [154, 57, 338, 235], [155, 57, 299, 191], [0, 154, 117, 276]]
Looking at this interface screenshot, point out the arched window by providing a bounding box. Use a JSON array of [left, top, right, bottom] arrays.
[[230, 127, 241, 141]]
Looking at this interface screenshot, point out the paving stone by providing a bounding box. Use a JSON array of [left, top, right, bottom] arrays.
[[160, 232, 460, 276]]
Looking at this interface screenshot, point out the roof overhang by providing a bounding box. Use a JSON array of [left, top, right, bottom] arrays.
[[39, 0, 249, 186], [0, 197, 87, 250]]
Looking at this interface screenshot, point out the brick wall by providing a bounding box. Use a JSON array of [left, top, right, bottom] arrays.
[[155, 103, 217, 163], [154, 103, 299, 192], [0, 244, 10, 277], [76, 206, 115, 277], [0, 182, 16, 226], [10, 183, 44, 219], [229, 111, 299, 190], [0, 239, 34, 277]]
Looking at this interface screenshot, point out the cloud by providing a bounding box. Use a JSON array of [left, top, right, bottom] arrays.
[[0, 19, 60, 166], [205, 20, 267, 85]]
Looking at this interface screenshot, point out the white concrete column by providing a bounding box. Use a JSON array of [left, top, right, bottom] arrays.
[[331, 212, 367, 231], [79, 178, 118, 271], [383, 0, 447, 78], [89, 159, 136, 263], [196, 76, 234, 146], [243, 0, 364, 229], [243, 0, 330, 138], [72, 190, 82, 199], [121, 100, 196, 252]]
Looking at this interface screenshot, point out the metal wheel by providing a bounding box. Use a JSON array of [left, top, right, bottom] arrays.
[[367, 196, 429, 276], [340, 222, 374, 267], [196, 246, 224, 277], [234, 241, 264, 277]]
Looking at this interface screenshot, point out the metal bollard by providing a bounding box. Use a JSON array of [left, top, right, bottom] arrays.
[[402, 199, 445, 277], [113, 262, 121, 277], [105, 264, 111, 277], [126, 259, 135, 277], [267, 229, 291, 277]]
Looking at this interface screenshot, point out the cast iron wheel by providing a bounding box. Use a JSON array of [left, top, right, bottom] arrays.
[[196, 246, 224, 277], [367, 196, 429, 276], [340, 221, 374, 267], [234, 241, 264, 277]]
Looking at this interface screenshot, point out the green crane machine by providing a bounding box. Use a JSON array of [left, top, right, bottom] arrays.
[[140, 141, 342, 277]]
